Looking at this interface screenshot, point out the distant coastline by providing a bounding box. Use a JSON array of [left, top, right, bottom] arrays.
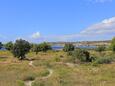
[[48, 40, 111, 47]]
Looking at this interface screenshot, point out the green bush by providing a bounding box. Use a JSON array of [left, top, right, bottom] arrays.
[[95, 45, 106, 53], [110, 37, 115, 52], [93, 57, 112, 64], [67, 49, 94, 63], [38, 42, 52, 52], [63, 44, 75, 52], [72, 49, 91, 62], [31, 44, 41, 54]]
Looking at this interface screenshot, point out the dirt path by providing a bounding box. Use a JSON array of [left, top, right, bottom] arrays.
[[25, 81, 34, 86], [55, 62, 77, 68], [25, 61, 53, 86], [42, 69, 53, 79]]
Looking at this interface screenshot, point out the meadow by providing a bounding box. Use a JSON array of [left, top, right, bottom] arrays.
[[0, 50, 115, 86]]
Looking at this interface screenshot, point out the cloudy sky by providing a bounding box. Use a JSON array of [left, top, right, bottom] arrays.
[[0, 0, 115, 42]]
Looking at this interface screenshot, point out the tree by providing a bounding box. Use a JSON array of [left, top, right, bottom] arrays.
[[32, 44, 41, 54], [63, 43, 75, 52], [12, 39, 31, 60], [68, 49, 92, 63], [111, 37, 115, 52], [96, 45, 106, 53], [0, 42, 3, 49], [38, 42, 52, 52], [5, 41, 13, 51]]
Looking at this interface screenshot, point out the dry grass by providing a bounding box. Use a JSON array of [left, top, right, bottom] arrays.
[[0, 50, 115, 86]]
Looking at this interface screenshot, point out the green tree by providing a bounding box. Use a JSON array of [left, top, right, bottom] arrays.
[[12, 39, 31, 60], [32, 44, 41, 54], [68, 49, 92, 63], [0, 42, 3, 49], [38, 42, 52, 52], [96, 45, 106, 53], [111, 37, 115, 52], [5, 41, 13, 51], [63, 43, 75, 52]]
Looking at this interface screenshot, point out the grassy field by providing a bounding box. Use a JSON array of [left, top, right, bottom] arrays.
[[0, 50, 115, 86]]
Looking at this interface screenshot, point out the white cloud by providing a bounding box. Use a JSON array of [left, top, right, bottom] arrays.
[[27, 17, 115, 42], [80, 17, 115, 35], [89, 0, 112, 3], [31, 32, 41, 39], [47, 17, 115, 41]]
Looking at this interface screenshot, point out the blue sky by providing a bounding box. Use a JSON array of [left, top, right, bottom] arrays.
[[0, 0, 115, 42]]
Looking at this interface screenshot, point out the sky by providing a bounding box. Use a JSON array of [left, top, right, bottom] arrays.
[[0, 0, 115, 43]]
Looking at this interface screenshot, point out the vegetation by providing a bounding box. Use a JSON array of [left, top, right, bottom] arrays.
[[0, 50, 115, 86], [4, 41, 13, 51], [111, 37, 115, 52], [12, 39, 31, 60], [96, 45, 106, 53], [37, 42, 52, 52], [0, 42, 3, 49], [93, 57, 112, 64], [0, 38, 115, 86], [69, 49, 94, 62], [31, 44, 40, 54], [63, 43, 75, 52]]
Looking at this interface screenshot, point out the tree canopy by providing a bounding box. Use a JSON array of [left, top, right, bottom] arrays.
[[4, 41, 13, 51], [12, 39, 31, 60], [63, 43, 75, 52]]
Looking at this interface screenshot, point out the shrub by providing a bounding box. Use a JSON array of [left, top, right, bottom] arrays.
[[67, 49, 93, 63], [31, 44, 41, 54], [72, 49, 91, 62], [12, 39, 31, 60], [38, 42, 52, 52], [95, 45, 106, 53], [94, 57, 112, 64], [110, 37, 115, 52], [63, 43, 75, 52]]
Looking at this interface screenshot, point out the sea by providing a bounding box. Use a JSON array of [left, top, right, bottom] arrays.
[[0, 46, 96, 51]]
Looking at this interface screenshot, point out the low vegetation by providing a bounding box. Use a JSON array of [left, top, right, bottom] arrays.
[[63, 43, 75, 52], [111, 37, 115, 52], [0, 37, 115, 86]]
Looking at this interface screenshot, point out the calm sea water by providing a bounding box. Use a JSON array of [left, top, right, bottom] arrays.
[[52, 45, 96, 50], [0, 46, 96, 51]]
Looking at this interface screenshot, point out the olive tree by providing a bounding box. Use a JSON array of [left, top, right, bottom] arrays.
[[38, 42, 52, 52], [63, 43, 75, 52], [12, 39, 31, 60], [32, 44, 41, 54], [5, 41, 13, 51]]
